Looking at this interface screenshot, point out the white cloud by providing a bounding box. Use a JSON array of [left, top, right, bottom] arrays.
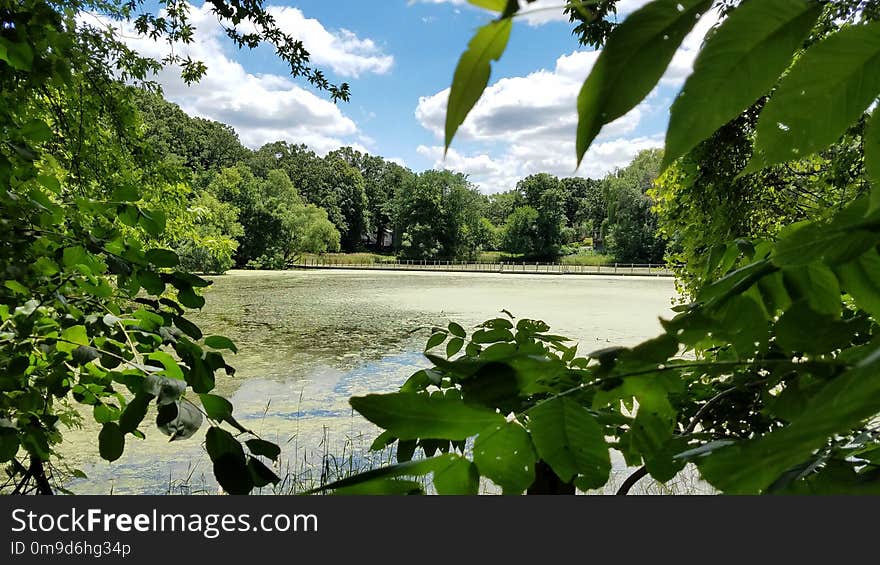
[[260, 6, 393, 78], [409, 0, 653, 25], [413, 5, 719, 191], [82, 2, 395, 153]]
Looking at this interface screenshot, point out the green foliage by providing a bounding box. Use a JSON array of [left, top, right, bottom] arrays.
[[334, 0, 880, 496], [395, 170, 487, 260], [445, 19, 513, 151], [0, 0, 357, 494], [664, 0, 823, 167], [575, 0, 712, 165]]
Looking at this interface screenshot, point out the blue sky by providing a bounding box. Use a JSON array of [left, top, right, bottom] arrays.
[[105, 0, 718, 192]]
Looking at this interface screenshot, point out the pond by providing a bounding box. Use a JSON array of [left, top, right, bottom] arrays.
[[59, 269, 679, 494]]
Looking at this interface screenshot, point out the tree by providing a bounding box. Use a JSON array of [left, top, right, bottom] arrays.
[[0, 0, 349, 494], [395, 170, 485, 260], [329, 147, 413, 252], [602, 149, 666, 263], [501, 206, 540, 255], [512, 174, 567, 258]]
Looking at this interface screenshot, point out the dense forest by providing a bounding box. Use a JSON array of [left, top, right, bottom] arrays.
[[135, 91, 669, 271]]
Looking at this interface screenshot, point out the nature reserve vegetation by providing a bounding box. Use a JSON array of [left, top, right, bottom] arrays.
[[2, 0, 880, 495]]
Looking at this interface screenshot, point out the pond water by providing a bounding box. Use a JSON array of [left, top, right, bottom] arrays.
[[59, 269, 679, 494]]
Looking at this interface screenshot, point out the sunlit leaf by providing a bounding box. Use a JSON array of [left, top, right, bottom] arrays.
[[445, 19, 512, 150], [529, 397, 610, 485], [473, 420, 536, 494], [750, 21, 880, 171], [665, 0, 821, 167], [576, 0, 712, 165], [350, 392, 505, 440]]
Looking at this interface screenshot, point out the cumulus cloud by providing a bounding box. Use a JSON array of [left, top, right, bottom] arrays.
[[257, 6, 393, 78], [408, 0, 652, 25], [413, 5, 719, 192], [85, 2, 393, 153]]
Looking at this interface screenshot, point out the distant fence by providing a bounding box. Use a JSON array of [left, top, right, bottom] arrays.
[[291, 258, 674, 277]]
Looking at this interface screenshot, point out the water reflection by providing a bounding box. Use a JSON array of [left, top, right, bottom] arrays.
[[60, 270, 678, 494]]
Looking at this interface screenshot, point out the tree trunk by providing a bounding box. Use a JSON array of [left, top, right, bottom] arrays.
[[527, 460, 575, 495]]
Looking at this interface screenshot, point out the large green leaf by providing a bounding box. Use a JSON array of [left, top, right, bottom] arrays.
[[206, 427, 251, 495], [98, 422, 125, 462], [528, 397, 610, 485], [445, 19, 512, 150], [467, 0, 506, 10], [665, 0, 821, 167], [576, 0, 712, 165], [118, 394, 150, 434], [432, 456, 480, 495], [750, 21, 880, 170], [698, 353, 880, 493], [350, 392, 505, 440], [473, 421, 536, 494], [304, 453, 460, 494], [836, 249, 880, 320], [868, 105, 880, 213]]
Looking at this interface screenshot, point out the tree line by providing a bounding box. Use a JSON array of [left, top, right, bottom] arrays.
[[136, 92, 668, 272]]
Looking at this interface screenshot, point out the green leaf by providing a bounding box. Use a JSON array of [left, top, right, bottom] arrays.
[[21, 119, 52, 143], [0, 428, 19, 463], [58, 325, 89, 353], [529, 397, 610, 485], [306, 453, 458, 494], [446, 337, 464, 357], [473, 421, 536, 494], [145, 248, 179, 268], [576, 0, 712, 165], [836, 249, 880, 320], [0, 37, 33, 70], [699, 354, 880, 493], [425, 331, 447, 351], [156, 400, 203, 440], [205, 335, 237, 353], [119, 394, 151, 434], [432, 456, 479, 495], [111, 185, 140, 202], [445, 19, 512, 150], [137, 270, 165, 295], [177, 286, 205, 309], [867, 105, 880, 213], [206, 427, 252, 495], [98, 422, 125, 462], [664, 0, 822, 167], [246, 438, 281, 462], [750, 21, 880, 171], [139, 209, 166, 236], [92, 404, 116, 424], [248, 458, 280, 488], [471, 328, 514, 343], [467, 0, 506, 10], [783, 263, 841, 317], [173, 315, 203, 340], [448, 321, 466, 338], [350, 392, 505, 441], [199, 393, 233, 421], [775, 301, 858, 355]]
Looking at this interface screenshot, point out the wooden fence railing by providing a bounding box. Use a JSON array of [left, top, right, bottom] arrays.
[[290, 259, 674, 277]]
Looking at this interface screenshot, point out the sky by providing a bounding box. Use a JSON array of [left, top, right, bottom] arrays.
[[99, 0, 719, 193]]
